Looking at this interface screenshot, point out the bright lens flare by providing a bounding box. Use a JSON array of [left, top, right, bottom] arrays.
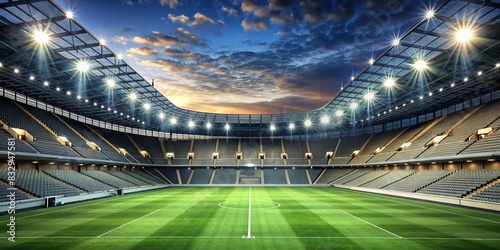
[[384, 78, 396, 87], [364, 92, 375, 101], [413, 60, 427, 71], [34, 31, 50, 44], [76, 61, 90, 72], [456, 28, 472, 43]]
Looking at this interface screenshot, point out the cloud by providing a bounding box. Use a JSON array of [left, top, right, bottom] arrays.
[[168, 12, 223, 27], [163, 48, 199, 59], [241, 18, 269, 31], [131, 31, 187, 47], [221, 6, 238, 17], [128, 47, 159, 56], [168, 14, 190, 24], [159, 0, 179, 8], [176, 27, 198, 42], [122, 28, 133, 33], [112, 35, 128, 45]]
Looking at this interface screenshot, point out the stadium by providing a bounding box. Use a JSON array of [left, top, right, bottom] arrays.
[[1, 0, 500, 249]]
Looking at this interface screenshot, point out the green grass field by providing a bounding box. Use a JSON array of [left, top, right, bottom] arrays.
[[1, 187, 500, 249]]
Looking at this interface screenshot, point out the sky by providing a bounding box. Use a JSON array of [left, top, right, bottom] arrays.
[[54, 0, 433, 115]]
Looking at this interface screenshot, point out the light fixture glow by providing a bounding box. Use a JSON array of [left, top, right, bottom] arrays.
[[143, 103, 151, 110], [496, 63, 499, 68], [14, 68, 19, 73], [289, 123, 295, 130], [304, 119, 312, 127], [76, 60, 90, 72], [66, 91, 71, 96], [117, 54, 123, 60], [413, 59, 427, 71], [335, 110, 344, 117], [159, 113, 165, 119], [170, 118, 177, 125], [392, 38, 400, 46], [451, 83, 455, 87], [455, 28, 472, 43], [206, 122, 212, 129], [350, 103, 358, 109], [99, 39, 106, 46], [56, 87, 60, 91], [34, 31, 50, 44], [383, 78, 396, 87], [270, 124, 276, 131], [224, 124, 230, 131], [0, 62, 3, 67], [369, 58, 375, 65], [188, 120, 195, 128], [66, 11, 74, 19], [463, 77, 468, 82], [477, 71, 482, 76], [43, 81, 49, 86], [30, 76, 35, 80], [321, 116, 329, 124], [425, 10, 435, 19], [364, 92, 375, 101], [129, 92, 137, 101], [106, 78, 115, 87]]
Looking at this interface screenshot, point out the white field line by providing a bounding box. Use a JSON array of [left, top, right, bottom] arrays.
[[5, 236, 500, 240], [245, 186, 253, 238], [323, 202, 332, 207], [348, 191, 500, 225], [96, 209, 160, 238], [339, 209, 402, 239]]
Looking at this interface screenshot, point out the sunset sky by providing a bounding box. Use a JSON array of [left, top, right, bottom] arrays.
[[54, 0, 437, 114]]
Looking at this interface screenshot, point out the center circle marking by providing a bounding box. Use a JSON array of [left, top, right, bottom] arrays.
[[218, 200, 280, 210]]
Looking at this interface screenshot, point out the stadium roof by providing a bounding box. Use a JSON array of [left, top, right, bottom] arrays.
[[0, 0, 499, 137]]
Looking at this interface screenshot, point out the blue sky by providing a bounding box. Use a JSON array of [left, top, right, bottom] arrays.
[[55, 0, 435, 114]]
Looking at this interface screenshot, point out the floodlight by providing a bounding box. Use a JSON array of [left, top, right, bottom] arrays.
[[477, 71, 482, 76], [34, 31, 50, 44], [364, 92, 374, 100], [56, 87, 60, 91], [77, 95, 81, 99], [289, 123, 295, 130], [14, 68, 19, 73], [383, 78, 396, 87], [463, 77, 468, 82], [76, 60, 90, 72], [188, 120, 195, 128], [206, 122, 212, 129], [106, 78, 115, 87], [425, 10, 435, 19], [170, 118, 177, 125], [321, 116, 329, 124], [392, 38, 400, 46], [99, 39, 106, 46], [350, 103, 358, 109], [143, 103, 151, 110], [496, 63, 499, 68], [413, 60, 427, 71], [350, 76, 355, 81], [0, 62, 3, 67], [335, 110, 344, 117], [369, 58, 374, 65], [66, 11, 74, 19], [225, 124, 230, 131], [159, 113, 165, 119], [304, 119, 312, 127], [117, 54, 123, 60], [43, 81, 49, 86], [129, 92, 137, 101], [66, 91, 71, 96], [455, 28, 472, 43], [270, 124, 276, 131]]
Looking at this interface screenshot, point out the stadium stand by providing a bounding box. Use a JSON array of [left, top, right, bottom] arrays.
[[130, 135, 168, 164], [287, 168, 309, 184], [261, 138, 284, 166], [44, 170, 114, 193], [189, 168, 212, 184], [263, 168, 287, 184], [330, 134, 372, 165], [284, 140, 309, 165], [309, 139, 337, 165], [106, 171, 151, 186], [212, 168, 237, 184], [470, 182, 500, 203], [81, 170, 136, 188], [154, 168, 178, 184], [316, 168, 355, 184], [240, 138, 261, 166], [191, 139, 216, 166], [360, 170, 416, 189], [383, 170, 452, 193], [166, 140, 191, 165], [0, 182, 30, 202], [416, 169, 500, 198], [0, 169, 83, 198], [217, 139, 239, 166]]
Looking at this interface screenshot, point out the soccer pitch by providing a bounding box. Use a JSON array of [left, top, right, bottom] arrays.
[[1, 187, 500, 249]]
